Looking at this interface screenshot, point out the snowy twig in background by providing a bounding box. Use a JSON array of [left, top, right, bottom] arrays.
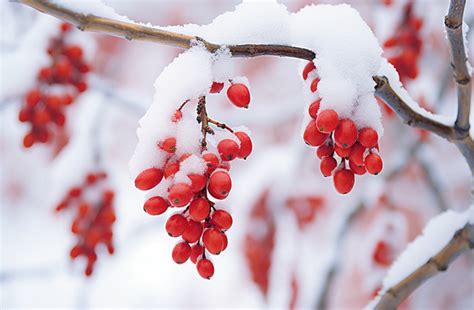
[[445, 0, 471, 136], [370, 208, 474, 309]]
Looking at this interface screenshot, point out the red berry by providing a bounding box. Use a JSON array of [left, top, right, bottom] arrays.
[[172, 110, 182, 122], [163, 162, 179, 179], [159, 137, 176, 153], [217, 139, 239, 161], [165, 214, 188, 237], [189, 198, 211, 222], [210, 82, 224, 94], [358, 128, 379, 148], [373, 240, 392, 267], [188, 174, 206, 192], [317, 144, 334, 159], [197, 258, 214, 279], [334, 119, 358, 149], [303, 120, 329, 147], [203, 153, 220, 174], [334, 144, 352, 158], [65, 45, 83, 60], [349, 160, 366, 175], [178, 153, 191, 164], [144, 196, 169, 215], [365, 152, 383, 175], [190, 244, 204, 264], [203, 228, 225, 255], [23, 132, 35, 148], [18, 108, 32, 122], [33, 108, 51, 125], [302, 61, 315, 80], [61, 22, 72, 33], [221, 234, 228, 252], [211, 210, 233, 231], [333, 169, 355, 194], [75, 81, 88, 92], [208, 171, 232, 200], [172, 242, 191, 264], [235, 131, 252, 159], [349, 142, 365, 166], [53, 113, 66, 127], [320, 156, 337, 177], [310, 78, 320, 93], [308, 99, 321, 119], [46, 95, 62, 110], [227, 83, 250, 108], [168, 183, 193, 207], [54, 59, 73, 80], [25, 89, 41, 107], [316, 109, 339, 133], [182, 220, 203, 243], [134, 168, 163, 190], [38, 67, 52, 82]]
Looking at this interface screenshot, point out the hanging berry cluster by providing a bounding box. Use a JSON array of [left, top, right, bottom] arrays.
[[383, 2, 423, 82], [55, 171, 115, 276], [135, 80, 252, 279], [19, 22, 90, 148], [302, 61, 383, 194]]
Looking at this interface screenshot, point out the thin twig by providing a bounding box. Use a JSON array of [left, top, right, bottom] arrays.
[[208, 118, 234, 133], [197, 96, 211, 149], [374, 223, 474, 309]]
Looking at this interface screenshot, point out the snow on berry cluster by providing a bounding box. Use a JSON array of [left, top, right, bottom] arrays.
[[130, 47, 252, 279], [18, 22, 90, 148], [302, 61, 383, 194], [55, 171, 115, 276]]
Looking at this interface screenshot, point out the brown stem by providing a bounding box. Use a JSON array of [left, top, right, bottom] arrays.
[[374, 223, 474, 309], [208, 118, 234, 133], [197, 96, 211, 149]]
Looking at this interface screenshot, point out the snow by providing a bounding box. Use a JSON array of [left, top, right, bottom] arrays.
[[50, 0, 132, 23], [366, 205, 474, 309]]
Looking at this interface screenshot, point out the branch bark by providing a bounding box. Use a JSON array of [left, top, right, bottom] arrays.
[[374, 223, 474, 309]]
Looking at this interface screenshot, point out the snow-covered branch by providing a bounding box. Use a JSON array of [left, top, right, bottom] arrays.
[[445, 0, 471, 135], [369, 208, 474, 309]]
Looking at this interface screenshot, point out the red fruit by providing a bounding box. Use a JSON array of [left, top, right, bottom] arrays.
[[33, 109, 51, 125], [211, 210, 233, 231], [172, 242, 191, 264], [221, 234, 228, 252], [349, 160, 366, 175], [61, 22, 71, 33], [172, 110, 182, 122], [163, 162, 179, 179], [197, 258, 214, 279], [303, 120, 329, 147], [227, 83, 250, 108], [75, 81, 88, 92], [188, 174, 206, 192], [333, 169, 355, 194], [334, 119, 358, 148], [54, 59, 73, 80], [349, 142, 365, 166], [79, 63, 90, 73], [182, 220, 203, 243], [203, 153, 220, 174], [23, 132, 35, 148], [302, 61, 316, 80], [365, 153, 383, 175], [217, 139, 239, 161], [25, 89, 41, 107], [53, 113, 66, 127], [373, 240, 392, 267], [159, 137, 176, 153], [144, 196, 169, 215], [316, 109, 339, 133], [18, 108, 32, 122], [203, 228, 225, 254], [38, 67, 52, 81], [308, 99, 321, 119], [235, 131, 252, 159], [165, 214, 188, 237], [62, 94, 74, 105], [189, 198, 211, 221], [316, 144, 334, 159], [190, 244, 204, 264], [168, 183, 193, 207], [208, 171, 232, 200], [210, 82, 224, 93], [134, 168, 163, 190], [68, 187, 82, 198], [46, 95, 62, 110], [310, 78, 320, 93], [70, 245, 81, 258], [178, 153, 191, 164], [65, 45, 83, 60], [358, 128, 379, 148], [334, 144, 352, 158], [320, 156, 337, 177]]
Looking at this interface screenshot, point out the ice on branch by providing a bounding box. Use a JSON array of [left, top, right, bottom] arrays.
[[366, 206, 474, 309]]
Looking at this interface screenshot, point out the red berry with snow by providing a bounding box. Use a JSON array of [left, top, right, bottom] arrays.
[[303, 120, 329, 147], [210, 81, 224, 93], [308, 99, 321, 119], [159, 137, 176, 153], [302, 61, 316, 80], [235, 131, 253, 159], [310, 78, 320, 93], [188, 174, 207, 192], [334, 119, 358, 149], [359, 128, 379, 148], [217, 139, 239, 161]]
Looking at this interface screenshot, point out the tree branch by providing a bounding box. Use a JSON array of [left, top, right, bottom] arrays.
[[445, 0, 471, 135], [373, 223, 474, 309]]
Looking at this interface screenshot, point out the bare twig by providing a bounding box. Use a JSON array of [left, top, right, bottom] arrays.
[[374, 223, 474, 309], [208, 118, 234, 133], [445, 0, 471, 135], [197, 96, 211, 149]]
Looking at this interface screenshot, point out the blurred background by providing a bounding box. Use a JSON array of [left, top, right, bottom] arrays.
[[1, 0, 473, 309]]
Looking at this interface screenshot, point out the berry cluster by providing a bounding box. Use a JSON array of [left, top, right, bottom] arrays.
[[135, 80, 252, 279], [383, 2, 423, 82], [19, 22, 90, 148], [302, 61, 383, 194], [55, 171, 115, 276]]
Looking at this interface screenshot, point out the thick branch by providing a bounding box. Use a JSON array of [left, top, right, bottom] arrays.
[[445, 0, 471, 135], [374, 223, 474, 309], [15, 0, 315, 61]]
